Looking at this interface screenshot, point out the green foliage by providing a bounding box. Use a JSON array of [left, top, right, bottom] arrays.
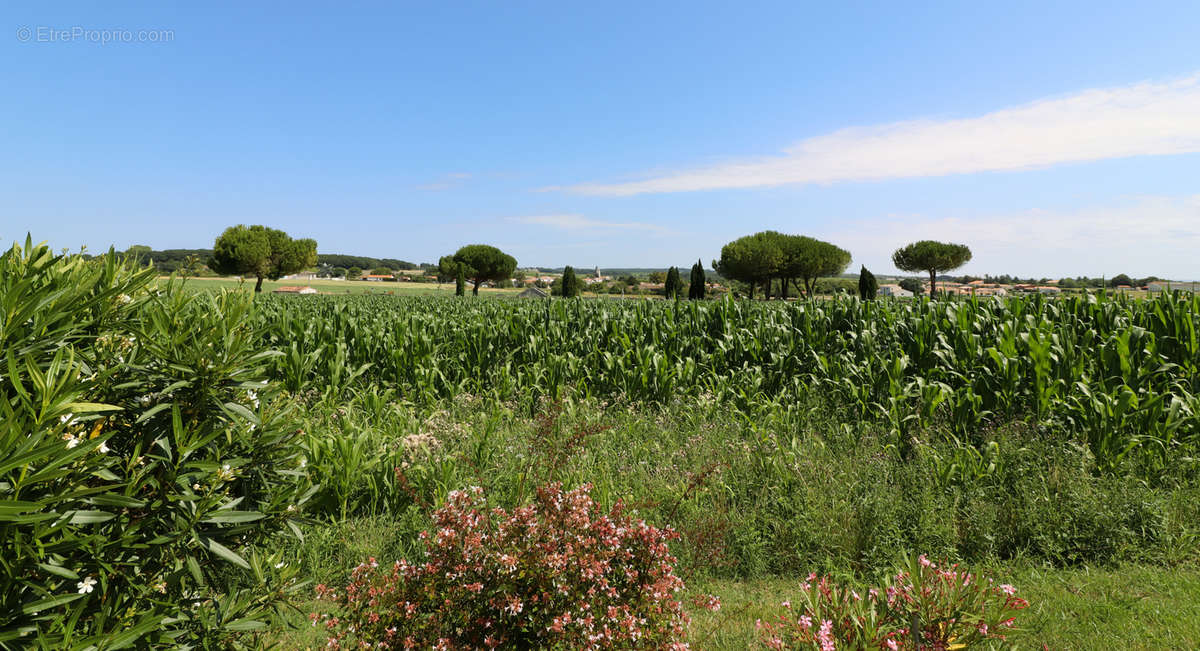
[[665, 266, 682, 299], [559, 266, 580, 298], [0, 239, 310, 647], [858, 266, 878, 300], [208, 225, 318, 293], [445, 245, 517, 296], [689, 260, 706, 300], [252, 292, 1200, 480], [714, 232, 850, 299], [898, 277, 924, 295], [891, 240, 972, 297], [1110, 273, 1134, 288], [455, 268, 465, 297], [346, 266, 361, 280]]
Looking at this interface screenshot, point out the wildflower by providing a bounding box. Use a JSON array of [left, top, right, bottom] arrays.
[[299, 457, 307, 468], [287, 504, 298, 513], [816, 619, 835, 651], [999, 584, 1017, 595], [885, 639, 898, 650], [152, 581, 167, 593], [247, 389, 259, 408], [780, 600, 790, 609], [192, 483, 201, 491], [918, 554, 932, 568], [798, 614, 812, 629], [977, 622, 989, 635], [275, 562, 286, 569], [77, 576, 97, 594], [65, 435, 80, 449], [98, 441, 110, 454], [117, 294, 132, 305], [60, 413, 75, 424]]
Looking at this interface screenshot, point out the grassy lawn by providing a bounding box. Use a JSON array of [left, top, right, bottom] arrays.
[[271, 563, 1200, 649], [688, 565, 1200, 650]]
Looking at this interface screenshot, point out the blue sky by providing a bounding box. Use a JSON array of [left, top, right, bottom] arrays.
[[4, 2, 1200, 279]]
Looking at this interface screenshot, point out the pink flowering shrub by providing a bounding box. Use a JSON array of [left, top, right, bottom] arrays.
[[313, 482, 695, 649], [757, 555, 1029, 650]]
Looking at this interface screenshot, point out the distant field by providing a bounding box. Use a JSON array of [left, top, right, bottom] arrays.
[[160, 276, 524, 297]]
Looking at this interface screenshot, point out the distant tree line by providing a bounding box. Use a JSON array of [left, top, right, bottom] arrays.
[[121, 246, 424, 275], [939, 273, 1161, 288]]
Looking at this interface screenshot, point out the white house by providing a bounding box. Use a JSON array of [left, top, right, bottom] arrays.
[[878, 284, 912, 298]]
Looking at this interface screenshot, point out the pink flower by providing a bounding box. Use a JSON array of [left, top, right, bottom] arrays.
[[1000, 584, 1017, 595], [817, 619, 835, 651], [886, 639, 898, 650]]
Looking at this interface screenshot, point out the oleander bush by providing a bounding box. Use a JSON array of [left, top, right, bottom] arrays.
[[0, 239, 311, 648]]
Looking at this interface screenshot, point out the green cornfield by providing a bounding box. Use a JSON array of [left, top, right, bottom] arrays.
[[258, 292, 1200, 474]]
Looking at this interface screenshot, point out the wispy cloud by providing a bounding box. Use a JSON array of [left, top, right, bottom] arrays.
[[416, 172, 472, 191], [820, 194, 1200, 280], [509, 214, 671, 233], [550, 74, 1200, 196]]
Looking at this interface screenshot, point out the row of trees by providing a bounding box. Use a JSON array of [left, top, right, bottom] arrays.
[[713, 232, 973, 300], [206, 225, 971, 300]]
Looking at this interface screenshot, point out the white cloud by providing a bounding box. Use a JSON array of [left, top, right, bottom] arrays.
[[551, 74, 1200, 196], [819, 195, 1200, 280], [509, 214, 671, 233]]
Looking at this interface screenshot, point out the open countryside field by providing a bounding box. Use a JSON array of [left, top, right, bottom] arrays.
[[5, 243, 1200, 649], [161, 275, 526, 297]]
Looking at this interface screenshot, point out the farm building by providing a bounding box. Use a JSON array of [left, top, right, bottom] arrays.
[[283, 271, 319, 281], [1147, 282, 1200, 293], [878, 284, 912, 297], [273, 286, 317, 295], [361, 274, 395, 282], [518, 287, 549, 299]]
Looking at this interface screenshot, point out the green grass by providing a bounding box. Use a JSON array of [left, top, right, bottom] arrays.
[[270, 545, 1200, 650], [688, 564, 1200, 650], [256, 390, 1200, 648]]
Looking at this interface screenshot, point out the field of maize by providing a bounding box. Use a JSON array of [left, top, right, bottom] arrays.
[[258, 292, 1200, 474]]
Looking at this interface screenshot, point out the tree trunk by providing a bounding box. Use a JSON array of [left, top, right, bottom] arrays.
[[748, 283, 755, 300], [780, 277, 788, 300], [928, 269, 937, 298], [254, 276, 264, 293], [472, 279, 480, 296]]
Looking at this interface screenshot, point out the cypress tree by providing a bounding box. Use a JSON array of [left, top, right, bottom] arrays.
[[665, 267, 681, 299], [455, 267, 465, 296], [562, 266, 579, 298], [858, 265, 878, 300], [689, 260, 706, 299]]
